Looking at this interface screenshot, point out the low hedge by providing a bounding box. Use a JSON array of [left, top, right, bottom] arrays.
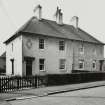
[[46, 72, 105, 86]]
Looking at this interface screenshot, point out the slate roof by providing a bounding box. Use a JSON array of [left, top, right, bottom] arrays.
[[4, 16, 104, 45], [0, 52, 6, 58]]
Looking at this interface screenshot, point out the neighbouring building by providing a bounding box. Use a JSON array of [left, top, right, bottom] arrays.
[[103, 59, 105, 71], [4, 5, 104, 76], [0, 52, 6, 75]]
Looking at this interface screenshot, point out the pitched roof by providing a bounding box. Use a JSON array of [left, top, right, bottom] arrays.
[[4, 16, 104, 45], [0, 52, 6, 58]]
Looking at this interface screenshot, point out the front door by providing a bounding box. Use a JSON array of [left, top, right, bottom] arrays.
[[100, 60, 104, 71], [26, 60, 32, 76]]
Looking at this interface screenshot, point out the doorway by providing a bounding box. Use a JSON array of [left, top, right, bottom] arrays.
[[26, 59, 32, 76], [24, 57, 35, 76], [100, 60, 104, 71]]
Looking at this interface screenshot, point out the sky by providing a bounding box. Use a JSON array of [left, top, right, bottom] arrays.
[[0, 0, 105, 56]]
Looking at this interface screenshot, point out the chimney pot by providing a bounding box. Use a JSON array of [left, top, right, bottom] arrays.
[[55, 7, 63, 25], [71, 16, 79, 29], [59, 12, 63, 25], [33, 4, 42, 20]]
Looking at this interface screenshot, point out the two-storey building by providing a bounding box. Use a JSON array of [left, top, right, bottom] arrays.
[[4, 5, 104, 76]]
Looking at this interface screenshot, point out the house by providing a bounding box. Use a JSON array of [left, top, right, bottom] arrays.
[[4, 5, 104, 76], [102, 59, 105, 71], [0, 52, 6, 75]]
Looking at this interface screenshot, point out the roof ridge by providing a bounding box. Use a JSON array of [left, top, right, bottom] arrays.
[[44, 19, 82, 40], [4, 17, 104, 45]]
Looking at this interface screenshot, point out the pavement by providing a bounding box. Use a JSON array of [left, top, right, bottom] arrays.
[[8, 86, 105, 105], [10, 86, 105, 105], [1, 80, 105, 101]]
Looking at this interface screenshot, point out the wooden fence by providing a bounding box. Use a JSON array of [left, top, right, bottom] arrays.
[[1, 72, 105, 93], [0, 75, 47, 93]]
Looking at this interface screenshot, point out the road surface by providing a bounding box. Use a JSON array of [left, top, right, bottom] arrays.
[[9, 86, 105, 105]]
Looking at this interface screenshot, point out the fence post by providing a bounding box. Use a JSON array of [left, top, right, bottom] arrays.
[[17, 77, 19, 90], [0, 77, 1, 93]]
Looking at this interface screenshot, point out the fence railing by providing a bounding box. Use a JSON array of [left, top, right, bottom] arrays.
[[1, 72, 105, 93], [0, 75, 47, 93]]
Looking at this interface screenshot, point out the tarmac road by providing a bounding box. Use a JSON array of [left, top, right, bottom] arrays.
[[8, 86, 105, 105]]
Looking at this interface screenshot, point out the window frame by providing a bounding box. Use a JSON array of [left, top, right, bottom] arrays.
[[59, 40, 65, 51], [39, 59, 45, 71], [39, 38, 44, 49], [78, 59, 84, 69], [59, 59, 66, 70], [79, 45, 84, 54], [92, 60, 96, 69], [12, 43, 13, 52], [93, 48, 96, 55], [10, 59, 14, 75]]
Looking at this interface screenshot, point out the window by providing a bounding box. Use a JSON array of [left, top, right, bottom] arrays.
[[39, 59, 45, 71], [59, 59, 66, 69], [59, 40, 65, 50], [39, 39, 44, 49], [93, 48, 96, 55], [79, 45, 84, 54], [79, 60, 84, 69], [12, 43, 13, 52], [10, 59, 14, 75], [92, 60, 96, 69]]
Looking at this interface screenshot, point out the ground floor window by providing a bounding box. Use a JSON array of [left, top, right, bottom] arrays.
[[59, 59, 66, 70], [78, 60, 84, 69], [39, 59, 45, 71], [10, 59, 14, 75], [92, 60, 96, 69]]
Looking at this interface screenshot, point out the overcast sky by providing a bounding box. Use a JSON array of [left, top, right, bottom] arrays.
[[0, 0, 105, 56]]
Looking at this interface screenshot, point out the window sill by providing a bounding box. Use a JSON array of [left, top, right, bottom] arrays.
[[78, 68, 84, 70], [39, 48, 44, 49], [39, 70, 46, 72], [60, 69, 67, 71]]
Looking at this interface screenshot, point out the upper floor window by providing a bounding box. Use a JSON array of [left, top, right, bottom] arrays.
[[59, 59, 66, 69], [78, 59, 84, 69], [92, 60, 96, 69], [93, 48, 96, 55], [79, 45, 84, 54], [12, 43, 13, 52], [39, 59, 45, 71], [39, 39, 44, 49], [59, 40, 65, 51]]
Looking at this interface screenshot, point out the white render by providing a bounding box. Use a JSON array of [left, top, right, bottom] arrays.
[[5, 33, 104, 76], [6, 35, 23, 76], [22, 35, 104, 75]]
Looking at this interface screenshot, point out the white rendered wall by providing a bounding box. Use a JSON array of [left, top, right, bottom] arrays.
[[6, 35, 23, 76], [22, 34, 104, 75]]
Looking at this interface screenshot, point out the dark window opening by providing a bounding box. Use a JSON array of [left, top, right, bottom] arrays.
[[92, 60, 96, 69], [79, 60, 84, 69], [39, 39, 44, 49], [59, 41, 65, 50], [39, 59, 45, 71], [59, 59, 66, 69], [10, 59, 14, 75]]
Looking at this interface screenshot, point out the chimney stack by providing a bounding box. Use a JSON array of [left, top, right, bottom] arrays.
[[33, 4, 42, 20], [55, 7, 63, 25], [59, 10, 63, 25], [71, 16, 79, 29]]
